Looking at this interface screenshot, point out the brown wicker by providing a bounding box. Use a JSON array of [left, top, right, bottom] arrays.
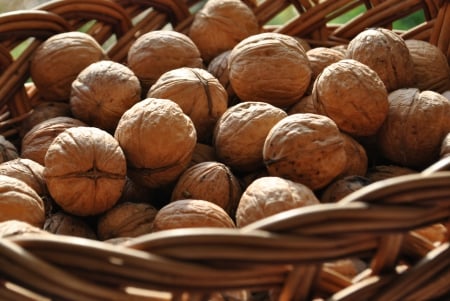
[[0, 0, 449, 300]]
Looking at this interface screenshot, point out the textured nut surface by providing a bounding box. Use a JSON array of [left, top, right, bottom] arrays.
[[0, 158, 46, 197], [0, 135, 18, 163], [213, 101, 287, 173], [30, 31, 107, 101], [287, 95, 318, 115], [127, 30, 203, 92], [71, 60, 141, 133], [19, 102, 72, 138], [0, 220, 47, 238], [320, 175, 371, 203], [405, 39, 450, 93], [44, 211, 97, 239], [21, 116, 87, 166], [171, 161, 242, 217], [236, 176, 319, 227], [339, 133, 368, 177], [365, 165, 418, 182], [188, 0, 260, 62], [377, 88, 450, 168], [346, 28, 415, 92], [190, 143, 217, 167], [312, 59, 389, 137], [207, 50, 234, 99], [152, 199, 235, 231], [148, 67, 228, 143], [263, 113, 347, 190], [306, 47, 345, 86], [0, 175, 45, 227], [114, 98, 197, 188], [229, 32, 312, 108], [45, 126, 126, 216], [97, 202, 158, 240], [440, 132, 450, 158]]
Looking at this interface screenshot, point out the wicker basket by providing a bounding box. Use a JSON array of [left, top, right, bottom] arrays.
[[0, 0, 449, 300]]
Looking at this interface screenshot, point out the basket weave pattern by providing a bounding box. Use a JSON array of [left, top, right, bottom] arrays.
[[0, 0, 449, 300]]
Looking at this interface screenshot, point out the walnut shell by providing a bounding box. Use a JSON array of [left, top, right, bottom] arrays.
[[0, 175, 45, 227], [306, 47, 345, 85], [171, 161, 242, 217], [312, 59, 389, 137], [44, 211, 97, 239], [287, 95, 319, 115], [207, 50, 235, 99], [190, 143, 217, 167], [152, 199, 235, 231], [320, 175, 372, 203], [21, 116, 87, 166], [127, 30, 203, 93], [30, 31, 108, 102], [118, 177, 154, 204], [147, 67, 228, 143], [346, 28, 415, 92], [213, 101, 287, 173], [228, 32, 312, 108], [0, 135, 18, 163], [44, 126, 126, 216], [365, 165, 418, 182], [440, 132, 450, 158], [70, 60, 141, 133], [188, 0, 260, 62], [114, 98, 197, 188], [0, 220, 47, 238], [236, 176, 319, 228], [97, 202, 158, 240], [19, 101, 72, 138], [405, 39, 450, 93], [377, 88, 450, 169], [339, 133, 368, 177], [263, 113, 347, 190], [0, 158, 47, 199]]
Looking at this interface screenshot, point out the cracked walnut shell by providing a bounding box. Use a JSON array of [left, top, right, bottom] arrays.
[[44, 126, 126, 216]]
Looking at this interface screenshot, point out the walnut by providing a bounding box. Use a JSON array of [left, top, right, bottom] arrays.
[[190, 143, 217, 167], [207, 50, 235, 100], [188, 0, 260, 62], [320, 175, 372, 203], [152, 199, 235, 231], [171, 161, 242, 217], [346, 28, 415, 92], [0, 135, 18, 163], [405, 39, 450, 93], [97, 202, 158, 240], [147, 67, 228, 143], [127, 30, 203, 93], [44, 126, 126, 216], [19, 101, 71, 138], [312, 59, 389, 137], [21, 116, 87, 166], [306, 47, 345, 90], [228, 32, 312, 108], [213, 101, 287, 173], [44, 211, 97, 239], [263, 113, 347, 190], [114, 98, 197, 188], [339, 133, 368, 178], [236, 176, 319, 228], [118, 177, 154, 204], [0, 175, 45, 227], [30, 31, 108, 102], [377, 88, 450, 169], [365, 165, 418, 182], [70, 60, 141, 133]]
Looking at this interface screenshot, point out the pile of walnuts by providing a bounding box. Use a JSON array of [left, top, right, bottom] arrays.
[[0, 0, 449, 278]]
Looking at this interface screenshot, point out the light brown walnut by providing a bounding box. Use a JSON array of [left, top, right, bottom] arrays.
[[0, 135, 18, 163], [30, 31, 107, 102], [312, 59, 389, 137], [236, 176, 319, 227], [114, 98, 197, 188], [44, 126, 126, 216], [152, 199, 235, 231], [44, 211, 97, 239], [263, 113, 347, 190], [213, 101, 287, 173], [228, 32, 312, 108], [377, 88, 450, 169]]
